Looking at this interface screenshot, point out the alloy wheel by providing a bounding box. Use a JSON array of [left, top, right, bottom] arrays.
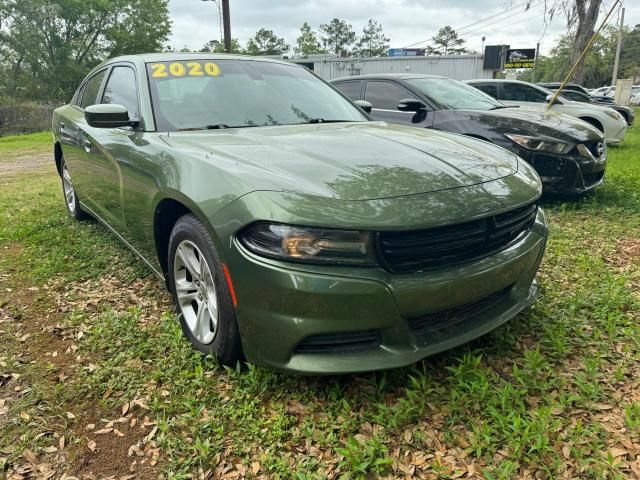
[[173, 240, 219, 344], [62, 164, 76, 214]]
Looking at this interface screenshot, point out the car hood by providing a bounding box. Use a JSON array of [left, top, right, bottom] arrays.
[[163, 122, 518, 201], [458, 106, 603, 142]]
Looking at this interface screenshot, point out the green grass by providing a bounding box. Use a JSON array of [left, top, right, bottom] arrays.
[[0, 131, 52, 157], [1, 119, 639, 478]]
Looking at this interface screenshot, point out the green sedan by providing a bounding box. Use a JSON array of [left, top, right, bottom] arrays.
[[52, 54, 547, 374]]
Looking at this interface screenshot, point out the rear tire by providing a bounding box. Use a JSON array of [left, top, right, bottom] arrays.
[[167, 214, 243, 367], [60, 158, 89, 221]]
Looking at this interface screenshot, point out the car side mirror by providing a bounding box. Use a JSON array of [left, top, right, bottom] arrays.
[[354, 99, 372, 114], [85, 104, 132, 128], [397, 98, 426, 112], [545, 94, 562, 105]]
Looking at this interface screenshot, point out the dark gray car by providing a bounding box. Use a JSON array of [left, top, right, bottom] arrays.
[[331, 74, 607, 195]]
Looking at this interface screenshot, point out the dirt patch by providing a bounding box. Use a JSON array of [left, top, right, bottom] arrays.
[[0, 248, 168, 479], [0, 152, 53, 177]]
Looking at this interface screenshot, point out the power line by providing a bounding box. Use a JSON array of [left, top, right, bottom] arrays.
[[402, 0, 544, 48]]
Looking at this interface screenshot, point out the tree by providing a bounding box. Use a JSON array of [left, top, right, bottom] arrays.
[[519, 26, 619, 87], [353, 19, 389, 57], [426, 26, 469, 55], [294, 22, 324, 56], [531, 0, 602, 84], [319, 18, 356, 55], [619, 24, 640, 82], [245, 28, 289, 56], [200, 38, 244, 54], [0, 0, 171, 101]]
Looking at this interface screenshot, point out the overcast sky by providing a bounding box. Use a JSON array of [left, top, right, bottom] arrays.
[[168, 1, 640, 56]]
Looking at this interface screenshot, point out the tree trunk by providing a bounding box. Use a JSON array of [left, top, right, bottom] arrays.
[[569, 0, 601, 84]]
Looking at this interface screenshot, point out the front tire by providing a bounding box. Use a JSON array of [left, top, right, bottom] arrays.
[[167, 214, 243, 367], [60, 158, 89, 220]]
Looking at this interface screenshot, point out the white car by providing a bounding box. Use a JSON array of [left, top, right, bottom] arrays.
[[591, 86, 615, 97], [465, 79, 627, 144]]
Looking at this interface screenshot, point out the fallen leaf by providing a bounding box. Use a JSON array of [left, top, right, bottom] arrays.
[[114, 428, 125, 437], [609, 447, 628, 458], [66, 412, 76, 419], [23, 448, 37, 464], [20, 411, 30, 421], [95, 427, 113, 435], [122, 402, 129, 416], [85, 423, 95, 431], [87, 440, 97, 452], [103, 386, 113, 399], [43, 446, 58, 453]]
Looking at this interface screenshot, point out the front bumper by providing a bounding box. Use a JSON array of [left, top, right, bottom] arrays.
[[226, 209, 547, 374], [521, 149, 606, 195], [605, 121, 627, 144]]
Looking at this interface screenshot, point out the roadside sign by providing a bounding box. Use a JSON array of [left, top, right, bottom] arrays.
[[388, 48, 426, 57], [504, 48, 535, 69]]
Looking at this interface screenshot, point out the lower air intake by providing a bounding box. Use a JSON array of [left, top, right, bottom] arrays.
[[295, 330, 381, 354]]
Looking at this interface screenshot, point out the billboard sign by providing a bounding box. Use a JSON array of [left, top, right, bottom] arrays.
[[388, 48, 426, 57], [504, 48, 536, 69]]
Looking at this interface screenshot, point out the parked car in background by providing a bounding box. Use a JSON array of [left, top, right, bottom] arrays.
[[332, 74, 607, 195], [592, 86, 615, 97], [466, 79, 627, 144], [51, 53, 548, 374], [541, 88, 635, 126], [536, 82, 614, 104]]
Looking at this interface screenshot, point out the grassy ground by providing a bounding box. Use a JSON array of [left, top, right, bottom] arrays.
[[0, 123, 639, 479]]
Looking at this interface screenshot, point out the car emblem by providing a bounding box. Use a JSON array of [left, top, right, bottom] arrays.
[[596, 142, 605, 157]]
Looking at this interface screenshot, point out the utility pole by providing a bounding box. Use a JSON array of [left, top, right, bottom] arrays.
[[532, 42, 540, 83], [611, 6, 625, 86], [222, 0, 231, 53]]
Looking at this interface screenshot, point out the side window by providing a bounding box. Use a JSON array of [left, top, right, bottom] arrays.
[[502, 83, 548, 102], [80, 70, 107, 109], [73, 83, 87, 107], [101, 66, 139, 119], [471, 83, 498, 99], [365, 81, 417, 110], [334, 81, 362, 100]]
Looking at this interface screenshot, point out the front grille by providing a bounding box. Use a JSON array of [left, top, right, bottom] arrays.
[[294, 330, 381, 354], [378, 203, 537, 273], [408, 286, 512, 336]]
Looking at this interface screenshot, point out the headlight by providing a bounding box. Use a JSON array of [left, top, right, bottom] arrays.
[[604, 109, 622, 120], [238, 223, 377, 265], [505, 134, 570, 154]]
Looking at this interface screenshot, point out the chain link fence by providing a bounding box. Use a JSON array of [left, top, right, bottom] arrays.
[[0, 102, 59, 136]]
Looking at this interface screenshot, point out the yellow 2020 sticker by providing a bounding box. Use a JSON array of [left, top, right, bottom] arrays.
[[150, 62, 221, 78]]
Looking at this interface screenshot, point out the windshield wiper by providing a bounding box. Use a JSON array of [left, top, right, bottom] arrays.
[[177, 124, 261, 131], [307, 118, 355, 124], [489, 105, 519, 110]]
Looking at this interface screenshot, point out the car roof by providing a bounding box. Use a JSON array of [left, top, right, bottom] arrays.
[[94, 52, 295, 69], [331, 73, 447, 82]]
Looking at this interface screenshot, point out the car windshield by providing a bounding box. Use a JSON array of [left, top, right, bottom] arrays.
[[407, 78, 504, 111], [146, 59, 367, 131]]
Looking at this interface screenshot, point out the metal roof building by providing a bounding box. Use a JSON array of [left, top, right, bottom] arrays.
[[290, 54, 494, 81]]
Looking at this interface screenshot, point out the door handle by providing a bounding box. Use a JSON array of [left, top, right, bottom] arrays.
[[83, 139, 92, 153], [59, 122, 65, 129]]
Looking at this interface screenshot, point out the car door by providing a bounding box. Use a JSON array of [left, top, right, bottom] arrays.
[[364, 80, 427, 126], [83, 64, 140, 232], [57, 83, 91, 197], [499, 82, 552, 110]]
